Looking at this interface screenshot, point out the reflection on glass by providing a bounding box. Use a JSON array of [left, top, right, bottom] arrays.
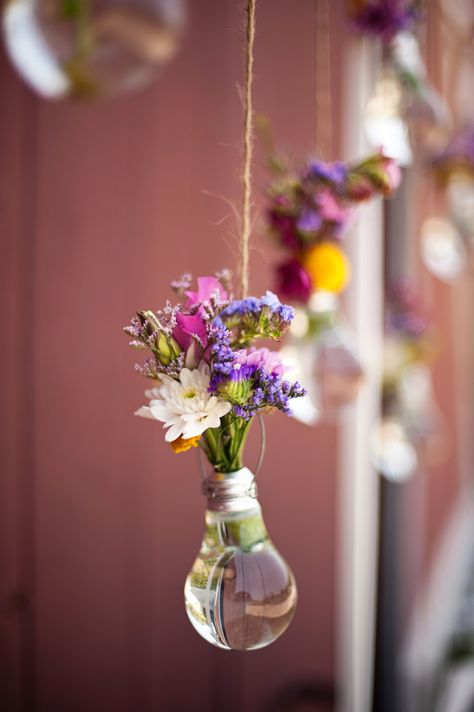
[[2, 0, 185, 100]]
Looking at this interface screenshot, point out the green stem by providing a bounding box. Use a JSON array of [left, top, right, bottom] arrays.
[[201, 417, 254, 473]]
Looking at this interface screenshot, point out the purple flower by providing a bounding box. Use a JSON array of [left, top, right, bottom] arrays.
[[306, 160, 348, 185], [214, 292, 294, 343], [351, 0, 418, 43], [230, 368, 306, 419], [234, 347, 285, 377], [212, 363, 257, 405], [297, 209, 323, 233], [385, 282, 428, 338], [276, 259, 313, 304], [434, 126, 474, 171]]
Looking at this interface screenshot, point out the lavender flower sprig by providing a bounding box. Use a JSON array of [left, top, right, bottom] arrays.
[[214, 291, 294, 346]]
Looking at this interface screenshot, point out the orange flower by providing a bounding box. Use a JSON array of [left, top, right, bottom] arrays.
[[303, 242, 351, 293], [170, 435, 201, 454]]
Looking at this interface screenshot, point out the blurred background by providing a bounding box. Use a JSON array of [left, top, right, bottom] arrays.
[[1, 0, 474, 711]]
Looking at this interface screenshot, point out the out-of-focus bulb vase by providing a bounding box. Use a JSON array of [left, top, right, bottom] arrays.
[[2, 0, 186, 100], [184, 467, 297, 651], [281, 293, 364, 425]]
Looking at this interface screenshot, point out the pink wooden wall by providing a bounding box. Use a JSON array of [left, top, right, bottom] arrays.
[[0, 2, 344, 710], [0, 2, 464, 710]]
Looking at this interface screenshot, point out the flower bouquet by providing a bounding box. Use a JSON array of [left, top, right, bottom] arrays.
[[124, 273, 305, 650], [266, 151, 400, 423], [125, 272, 305, 468]]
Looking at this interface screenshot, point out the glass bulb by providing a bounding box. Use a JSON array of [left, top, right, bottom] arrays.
[[364, 72, 413, 166], [369, 418, 418, 483], [446, 171, 474, 242], [2, 0, 186, 100], [315, 319, 365, 417], [283, 296, 364, 425], [398, 363, 449, 468], [184, 468, 297, 651], [420, 216, 466, 282]]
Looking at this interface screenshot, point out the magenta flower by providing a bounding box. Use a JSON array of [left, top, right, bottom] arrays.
[[173, 312, 208, 351], [185, 276, 227, 311], [276, 259, 313, 304], [269, 211, 300, 249]]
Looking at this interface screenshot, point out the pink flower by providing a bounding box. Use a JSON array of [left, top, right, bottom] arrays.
[[185, 276, 227, 311], [235, 347, 285, 377], [316, 188, 352, 224], [384, 157, 401, 192], [173, 312, 208, 351]]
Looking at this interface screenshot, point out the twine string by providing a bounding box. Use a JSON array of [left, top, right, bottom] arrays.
[[315, 0, 333, 160], [239, 0, 256, 299]]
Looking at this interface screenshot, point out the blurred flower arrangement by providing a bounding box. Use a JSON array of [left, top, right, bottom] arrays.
[[265, 151, 400, 424], [349, 0, 419, 42], [349, 0, 451, 164], [124, 273, 305, 472], [268, 151, 400, 303], [370, 283, 447, 481]]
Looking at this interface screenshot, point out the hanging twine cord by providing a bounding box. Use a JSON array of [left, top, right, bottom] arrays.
[[315, 0, 333, 160], [239, 0, 256, 299]]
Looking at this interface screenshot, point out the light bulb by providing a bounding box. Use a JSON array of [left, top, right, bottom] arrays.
[[2, 0, 185, 100], [420, 216, 466, 282], [315, 318, 365, 417], [369, 418, 418, 482], [398, 363, 449, 468], [364, 72, 413, 166], [390, 32, 452, 154], [184, 468, 297, 651], [446, 171, 474, 242], [283, 295, 364, 425]]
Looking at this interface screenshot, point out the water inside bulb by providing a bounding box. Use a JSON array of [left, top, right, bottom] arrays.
[[184, 468, 297, 651]]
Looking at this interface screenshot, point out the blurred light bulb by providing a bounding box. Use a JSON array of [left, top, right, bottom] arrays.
[[420, 217, 466, 282], [398, 363, 450, 469], [365, 73, 413, 166], [369, 418, 418, 482], [2, 0, 186, 100], [184, 468, 297, 650], [280, 343, 319, 426], [446, 171, 474, 241], [283, 296, 364, 425]]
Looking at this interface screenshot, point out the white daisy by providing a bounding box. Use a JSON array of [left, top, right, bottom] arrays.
[[135, 363, 231, 442]]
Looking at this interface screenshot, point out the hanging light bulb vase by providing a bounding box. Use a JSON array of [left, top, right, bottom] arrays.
[[185, 469, 297, 650], [185, 419, 297, 651], [282, 293, 364, 425], [2, 0, 186, 100]]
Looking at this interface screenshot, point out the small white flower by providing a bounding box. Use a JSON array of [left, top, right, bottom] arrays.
[[135, 362, 231, 442]]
